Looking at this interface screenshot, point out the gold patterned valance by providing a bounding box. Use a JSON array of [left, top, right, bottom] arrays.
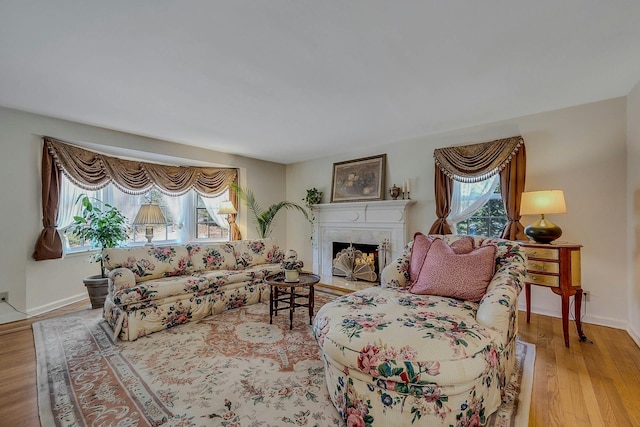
[[45, 137, 237, 196], [433, 136, 524, 183]]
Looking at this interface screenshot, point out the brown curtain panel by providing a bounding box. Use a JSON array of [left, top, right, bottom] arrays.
[[429, 136, 526, 236], [428, 166, 453, 234], [500, 144, 527, 240], [34, 137, 239, 259], [33, 143, 63, 260]]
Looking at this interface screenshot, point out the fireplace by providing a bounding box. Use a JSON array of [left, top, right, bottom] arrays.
[[332, 242, 379, 282], [312, 199, 414, 288]]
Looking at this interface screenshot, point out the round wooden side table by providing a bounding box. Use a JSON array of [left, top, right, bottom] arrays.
[[264, 272, 320, 330]]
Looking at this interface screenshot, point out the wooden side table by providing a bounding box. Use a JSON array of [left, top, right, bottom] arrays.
[[519, 241, 588, 347], [265, 272, 320, 330]]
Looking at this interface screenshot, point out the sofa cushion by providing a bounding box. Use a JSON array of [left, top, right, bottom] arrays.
[[186, 243, 237, 271], [409, 234, 474, 286], [232, 238, 283, 268], [103, 245, 190, 282], [410, 239, 496, 302], [314, 287, 501, 387]]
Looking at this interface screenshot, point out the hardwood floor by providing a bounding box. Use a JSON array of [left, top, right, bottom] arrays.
[[0, 301, 639, 426]]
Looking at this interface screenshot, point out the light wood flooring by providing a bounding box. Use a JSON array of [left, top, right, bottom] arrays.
[[0, 300, 639, 427]]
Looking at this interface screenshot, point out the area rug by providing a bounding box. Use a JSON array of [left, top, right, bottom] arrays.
[[34, 297, 534, 427]]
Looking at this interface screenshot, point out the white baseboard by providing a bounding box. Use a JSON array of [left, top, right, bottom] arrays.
[[517, 307, 627, 330], [627, 323, 640, 349], [26, 293, 88, 318]]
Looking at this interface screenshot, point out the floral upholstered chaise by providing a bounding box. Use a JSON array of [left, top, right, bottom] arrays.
[[102, 238, 284, 341], [312, 235, 526, 426]]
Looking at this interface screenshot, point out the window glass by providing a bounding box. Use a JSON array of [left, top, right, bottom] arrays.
[[195, 191, 230, 240], [454, 183, 508, 237], [59, 175, 231, 253]]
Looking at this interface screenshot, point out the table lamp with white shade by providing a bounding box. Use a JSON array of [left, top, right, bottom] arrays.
[[520, 190, 567, 244], [217, 200, 237, 240], [133, 203, 166, 247]]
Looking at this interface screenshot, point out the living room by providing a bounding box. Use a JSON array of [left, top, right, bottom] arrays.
[[1, 2, 639, 425]]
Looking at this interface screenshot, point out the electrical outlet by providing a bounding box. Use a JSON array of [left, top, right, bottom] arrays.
[[0, 292, 8, 302], [583, 291, 590, 302]]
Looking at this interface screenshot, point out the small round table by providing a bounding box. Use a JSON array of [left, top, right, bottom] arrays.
[[265, 272, 321, 330]]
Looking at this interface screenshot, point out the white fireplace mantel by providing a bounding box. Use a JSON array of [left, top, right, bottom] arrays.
[[311, 199, 415, 280]]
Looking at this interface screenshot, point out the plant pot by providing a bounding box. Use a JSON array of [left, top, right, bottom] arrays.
[[284, 269, 300, 283], [83, 274, 109, 309]]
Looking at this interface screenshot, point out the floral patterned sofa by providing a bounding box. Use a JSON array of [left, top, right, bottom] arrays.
[[312, 235, 526, 426], [102, 239, 284, 341]]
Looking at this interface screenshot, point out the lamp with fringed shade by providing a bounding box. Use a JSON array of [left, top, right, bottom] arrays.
[[520, 190, 567, 244], [133, 203, 166, 247]]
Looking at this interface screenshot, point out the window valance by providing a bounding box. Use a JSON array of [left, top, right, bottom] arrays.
[[34, 137, 241, 261], [433, 136, 524, 183], [45, 137, 237, 196]]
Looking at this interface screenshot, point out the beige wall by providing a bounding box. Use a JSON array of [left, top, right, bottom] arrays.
[[0, 107, 286, 315], [287, 97, 629, 329], [628, 81, 640, 345]]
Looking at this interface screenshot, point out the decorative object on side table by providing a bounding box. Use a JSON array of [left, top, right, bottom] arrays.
[[281, 252, 304, 283], [331, 154, 386, 202], [520, 189, 567, 243], [133, 202, 166, 247], [70, 194, 128, 309]]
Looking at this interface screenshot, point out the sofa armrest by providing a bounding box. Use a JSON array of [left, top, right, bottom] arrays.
[[380, 241, 412, 288], [476, 262, 526, 344], [108, 268, 137, 293]]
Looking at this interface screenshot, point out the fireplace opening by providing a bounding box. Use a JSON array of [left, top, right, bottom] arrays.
[[331, 242, 379, 282]]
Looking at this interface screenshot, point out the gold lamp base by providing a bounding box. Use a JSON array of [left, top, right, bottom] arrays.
[[525, 215, 562, 244]]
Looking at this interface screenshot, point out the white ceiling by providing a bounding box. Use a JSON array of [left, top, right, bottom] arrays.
[[1, 1, 639, 164]]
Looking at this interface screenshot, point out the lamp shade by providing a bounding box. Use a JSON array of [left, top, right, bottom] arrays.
[[520, 190, 567, 215], [217, 201, 237, 215], [133, 204, 166, 225]]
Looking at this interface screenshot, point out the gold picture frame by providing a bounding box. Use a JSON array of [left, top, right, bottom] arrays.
[[330, 154, 386, 203]]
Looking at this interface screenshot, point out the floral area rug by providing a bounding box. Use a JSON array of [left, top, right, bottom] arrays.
[[34, 295, 534, 427]]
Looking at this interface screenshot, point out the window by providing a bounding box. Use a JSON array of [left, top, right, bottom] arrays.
[[454, 182, 508, 238], [60, 175, 231, 252], [195, 193, 230, 240]]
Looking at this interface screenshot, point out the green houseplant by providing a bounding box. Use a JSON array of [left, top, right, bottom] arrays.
[[70, 194, 128, 308], [231, 184, 310, 238]]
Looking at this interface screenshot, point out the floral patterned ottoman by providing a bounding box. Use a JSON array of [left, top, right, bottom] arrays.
[[312, 236, 526, 426]]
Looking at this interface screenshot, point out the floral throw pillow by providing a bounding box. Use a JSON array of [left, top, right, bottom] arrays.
[[410, 238, 496, 302], [409, 234, 474, 286]]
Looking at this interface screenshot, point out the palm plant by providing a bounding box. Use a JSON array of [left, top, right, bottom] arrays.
[[231, 184, 310, 238]]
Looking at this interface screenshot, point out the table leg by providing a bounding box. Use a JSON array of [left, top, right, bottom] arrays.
[[561, 292, 570, 347], [269, 286, 274, 324], [574, 289, 588, 342], [525, 282, 531, 323], [309, 285, 315, 325], [289, 286, 294, 330]]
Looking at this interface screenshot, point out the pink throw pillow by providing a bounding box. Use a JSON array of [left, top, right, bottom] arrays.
[[410, 238, 496, 302], [409, 234, 474, 286]]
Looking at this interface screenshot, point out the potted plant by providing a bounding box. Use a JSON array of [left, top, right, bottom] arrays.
[[70, 194, 128, 308], [281, 259, 304, 282], [231, 184, 310, 238], [303, 187, 323, 206]]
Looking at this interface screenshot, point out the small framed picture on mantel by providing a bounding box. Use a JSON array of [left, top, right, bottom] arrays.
[[330, 154, 386, 203]]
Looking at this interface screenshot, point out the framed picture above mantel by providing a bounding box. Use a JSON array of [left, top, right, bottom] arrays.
[[330, 154, 386, 203]]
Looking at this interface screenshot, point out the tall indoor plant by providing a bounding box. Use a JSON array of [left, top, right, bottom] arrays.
[[70, 194, 128, 308], [232, 184, 310, 238]]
